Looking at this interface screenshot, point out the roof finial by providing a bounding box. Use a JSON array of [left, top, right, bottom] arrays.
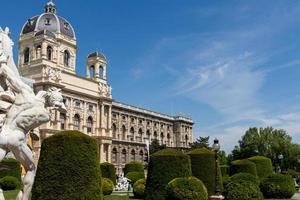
[[44, 0, 57, 14]]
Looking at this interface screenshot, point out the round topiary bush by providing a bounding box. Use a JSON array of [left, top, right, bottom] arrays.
[[100, 162, 116, 185], [230, 159, 257, 176], [224, 179, 263, 200], [248, 156, 273, 178], [124, 160, 144, 175], [133, 179, 145, 199], [230, 173, 259, 185], [125, 171, 145, 185], [102, 178, 114, 196], [260, 174, 296, 199], [0, 158, 21, 182], [0, 176, 20, 191], [187, 148, 223, 196], [32, 131, 102, 200], [145, 148, 192, 200], [166, 176, 208, 200]]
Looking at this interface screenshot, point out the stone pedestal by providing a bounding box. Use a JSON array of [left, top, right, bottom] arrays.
[[210, 194, 225, 200]]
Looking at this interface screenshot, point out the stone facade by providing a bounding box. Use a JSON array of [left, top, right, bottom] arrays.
[[18, 1, 193, 173]]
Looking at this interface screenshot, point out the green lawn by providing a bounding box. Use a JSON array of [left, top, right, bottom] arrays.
[[3, 190, 133, 200]]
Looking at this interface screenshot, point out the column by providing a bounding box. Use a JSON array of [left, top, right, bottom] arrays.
[[99, 143, 104, 162], [95, 63, 100, 79], [101, 104, 105, 136], [108, 144, 112, 163], [108, 106, 112, 137]]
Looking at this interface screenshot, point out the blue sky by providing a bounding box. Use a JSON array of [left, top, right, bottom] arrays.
[[1, 0, 300, 152]]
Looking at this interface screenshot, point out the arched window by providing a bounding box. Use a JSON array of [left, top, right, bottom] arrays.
[[112, 123, 117, 139], [64, 50, 70, 66], [154, 131, 158, 140], [122, 125, 126, 140], [139, 150, 144, 162], [138, 128, 143, 142], [23, 47, 30, 64], [185, 135, 189, 147], [112, 148, 117, 163], [160, 132, 164, 145], [47, 46, 53, 60], [121, 149, 127, 163], [167, 133, 171, 146], [99, 66, 103, 79], [130, 149, 135, 161], [60, 113, 66, 130], [73, 114, 80, 130], [130, 127, 134, 141], [146, 130, 150, 140], [90, 65, 95, 78], [87, 116, 93, 134]]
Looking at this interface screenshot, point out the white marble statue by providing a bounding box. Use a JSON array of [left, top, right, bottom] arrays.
[[0, 27, 66, 200], [115, 174, 131, 191]]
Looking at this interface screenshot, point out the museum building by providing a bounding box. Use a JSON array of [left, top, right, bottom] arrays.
[[18, 1, 194, 172]]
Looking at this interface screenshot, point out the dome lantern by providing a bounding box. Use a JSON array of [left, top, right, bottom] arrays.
[[44, 0, 57, 14]]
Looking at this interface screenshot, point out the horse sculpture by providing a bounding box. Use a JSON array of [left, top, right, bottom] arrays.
[[0, 27, 66, 200]]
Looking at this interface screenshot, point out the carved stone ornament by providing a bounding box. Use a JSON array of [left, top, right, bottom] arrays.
[[98, 82, 112, 98], [44, 66, 61, 82]]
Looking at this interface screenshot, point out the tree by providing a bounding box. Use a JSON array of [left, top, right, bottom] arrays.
[[190, 136, 210, 149], [218, 150, 228, 165], [150, 139, 166, 155], [232, 127, 294, 169]]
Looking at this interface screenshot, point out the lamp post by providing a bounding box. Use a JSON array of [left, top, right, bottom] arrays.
[[278, 153, 283, 173], [210, 138, 224, 200]]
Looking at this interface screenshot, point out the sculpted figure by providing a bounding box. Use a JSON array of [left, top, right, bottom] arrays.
[[0, 27, 66, 200]]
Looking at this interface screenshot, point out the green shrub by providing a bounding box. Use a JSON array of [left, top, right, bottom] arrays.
[[100, 162, 116, 185], [133, 179, 145, 199], [220, 165, 229, 176], [124, 161, 144, 175], [102, 178, 114, 196], [145, 148, 192, 200], [286, 169, 299, 178], [125, 171, 145, 185], [248, 156, 273, 178], [222, 175, 230, 189], [187, 148, 223, 196], [230, 173, 259, 185], [0, 158, 21, 182], [224, 179, 263, 200], [166, 176, 208, 200], [32, 131, 102, 200], [0, 176, 20, 191], [260, 174, 296, 199], [230, 159, 257, 176]]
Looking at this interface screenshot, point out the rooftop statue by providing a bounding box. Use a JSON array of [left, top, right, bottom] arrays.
[[0, 27, 66, 200]]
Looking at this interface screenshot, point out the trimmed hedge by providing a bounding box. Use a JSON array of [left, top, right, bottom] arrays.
[[0, 158, 21, 182], [224, 179, 263, 200], [102, 178, 114, 196], [230, 173, 259, 186], [133, 179, 145, 199], [230, 159, 257, 176], [0, 176, 20, 191], [100, 162, 116, 185], [145, 148, 192, 200], [248, 156, 273, 178], [260, 174, 295, 199], [187, 148, 223, 196], [166, 176, 208, 200], [125, 172, 145, 185], [32, 131, 102, 200], [124, 161, 144, 175]]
